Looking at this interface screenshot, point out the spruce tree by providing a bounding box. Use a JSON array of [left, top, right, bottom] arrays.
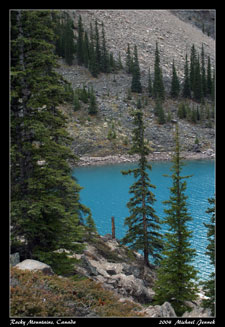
[[77, 15, 84, 65], [64, 17, 76, 66], [117, 51, 123, 70], [95, 19, 101, 74], [202, 197, 215, 316], [148, 67, 153, 97], [201, 44, 207, 97], [182, 54, 191, 98], [126, 43, 133, 74], [190, 44, 197, 93], [153, 42, 165, 100], [206, 56, 212, 98], [101, 22, 109, 73], [157, 101, 165, 125], [10, 10, 92, 274], [83, 31, 90, 68], [88, 87, 98, 115], [89, 22, 98, 77], [154, 124, 198, 316], [121, 110, 163, 266], [193, 55, 203, 102], [131, 45, 142, 93], [54, 12, 75, 66], [170, 60, 180, 98]]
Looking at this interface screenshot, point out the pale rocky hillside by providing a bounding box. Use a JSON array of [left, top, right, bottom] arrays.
[[71, 9, 215, 81], [57, 10, 215, 159]]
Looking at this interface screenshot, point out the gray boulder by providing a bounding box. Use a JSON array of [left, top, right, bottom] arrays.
[[81, 256, 99, 276], [111, 273, 155, 304], [15, 259, 54, 275], [182, 306, 212, 317], [141, 301, 177, 317]]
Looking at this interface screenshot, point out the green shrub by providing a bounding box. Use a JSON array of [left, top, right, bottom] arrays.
[[10, 267, 142, 317]]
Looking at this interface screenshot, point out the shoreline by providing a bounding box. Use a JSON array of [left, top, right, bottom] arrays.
[[77, 150, 215, 167]]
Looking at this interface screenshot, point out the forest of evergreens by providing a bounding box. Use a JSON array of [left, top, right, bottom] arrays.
[[10, 10, 215, 317]]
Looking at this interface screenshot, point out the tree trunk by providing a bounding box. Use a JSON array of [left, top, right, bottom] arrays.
[[111, 216, 115, 239]]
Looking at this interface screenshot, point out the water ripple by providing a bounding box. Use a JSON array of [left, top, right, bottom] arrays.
[[73, 160, 215, 281]]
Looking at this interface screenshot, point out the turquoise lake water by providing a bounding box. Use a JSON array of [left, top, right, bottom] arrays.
[[73, 159, 215, 280]]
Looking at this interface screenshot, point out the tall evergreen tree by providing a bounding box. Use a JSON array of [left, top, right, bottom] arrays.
[[54, 12, 75, 66], [190, 44, 197, 93], [211, 70, 215, 102], [153, 41, 165, 100], [182, 54, 191, 98], [88, 22, 98, 77], [121, 110, 163, 266], [148, 67, 152, 97], [170, 60, 180, 98], [202, 197, 215, 316], [83, 31, 90, 68], [193, 55, 203, 102], [64, 17, 76, 66], [10, 10, 91, 274], [201, 44, 207, 97], [100, 22, 109, 73], [126, 43, 133, 74], [77, 15, 84, 65], [88, 87, 98, 115], [206, 56, 212, 98], [154, 124, 198, 316], [95, 19, 101, 74], [117, 51, 123, 70], [131, 45, 142, 93]]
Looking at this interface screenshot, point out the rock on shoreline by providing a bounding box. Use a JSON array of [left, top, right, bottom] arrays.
[[77, 150, 215, 167]]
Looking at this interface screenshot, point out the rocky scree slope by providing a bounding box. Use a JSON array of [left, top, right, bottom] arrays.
[[58, 65, 215, 158], [71, 9, 215, 80], [171, 10, 215, 39], [57, 10, 215, 158]]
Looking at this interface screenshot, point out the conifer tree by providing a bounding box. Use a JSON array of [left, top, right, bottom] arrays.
[[100, 22, 109, 73], [170, 60, 180, 98], [64, 17, 76, 66], [77, 15, 84, 65], [121, 110, 163, 266], [201, 44, 207, 97], [89, 22, 98, 77], [54, 12, 75, 66], [154, 124, 198, 316], [190, 44, 197, 93], [83, 31, 90, 68], [126, 43, 133, 74], [211, 70, 215, 102], [206, 56, 212, 98], [88, 87, 98, 115], [202, 197, 215, 316], [182, 54, 191, 98], [157, 101, 165, 125], [73, 93, 81, 111], [131, 45, 142, 93], [117, 51, 123, 70], [10, 10, 92, 274], [153, 42, 165, 100], [95, 19, 101, 74], [109, 52, 116, 72], [148, 67, 152, 97], [193, 55, 203, 102]]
